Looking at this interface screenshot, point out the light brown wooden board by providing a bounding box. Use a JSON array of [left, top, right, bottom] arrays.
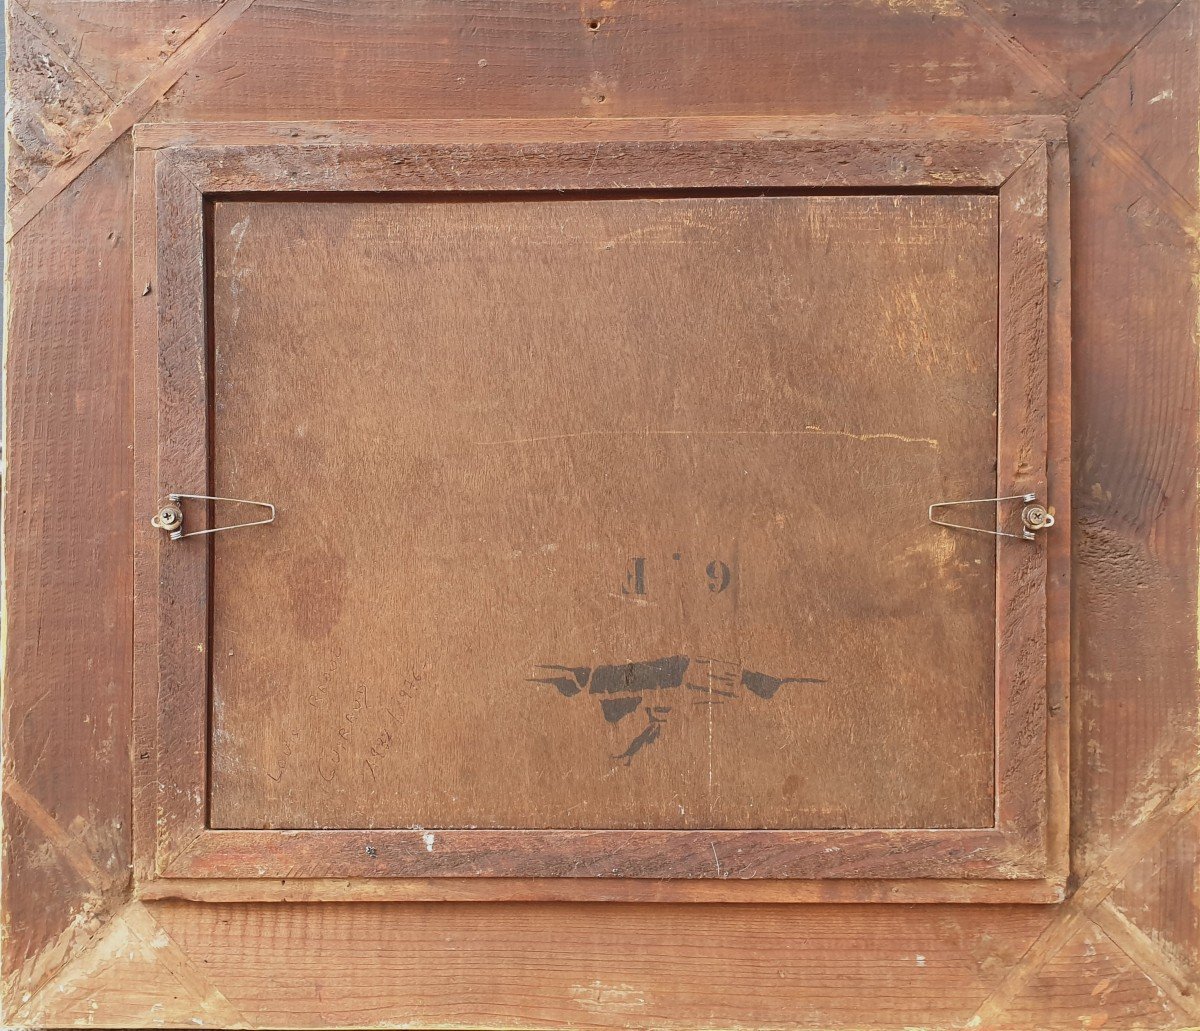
[[206, 192, 999, 832]]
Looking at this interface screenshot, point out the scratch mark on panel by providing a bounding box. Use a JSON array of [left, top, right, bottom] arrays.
[[476, 427, 939, 448], [570, 980, 647, 1014]]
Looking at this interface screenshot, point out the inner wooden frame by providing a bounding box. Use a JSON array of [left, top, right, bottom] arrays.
[[133, 118, 1069, 900]]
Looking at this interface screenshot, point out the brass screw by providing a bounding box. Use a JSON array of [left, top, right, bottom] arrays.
[[152, 504, 183, 532], [1021, 503, 1054, 532]]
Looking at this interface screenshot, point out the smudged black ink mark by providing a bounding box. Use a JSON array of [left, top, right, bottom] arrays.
[[740, 670, 825, 699], [613, 706, 671, 766], [686, 683, 736, 698], [600, 696, 643, 723], [593, 655, 688, 695], [528, 656, 826, 764], [528, 664, 591, 696], [529, 656, 689, 698]]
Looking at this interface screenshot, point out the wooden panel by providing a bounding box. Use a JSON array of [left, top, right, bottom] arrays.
[[151, 161, 211, 874], [131, 113, 1072, 152], [1003, 922, 1188, 1029], [207, 191, 999, 833], [1082, 0, 1199, 209], [1068, 3, 1200, 887], [968, 0, 1179, 98], [130, 125, 1062, 887], [141, 899, 1054, 1030], [6, 0, 112, 198], [12, 0, 1198, 1022], [1108, 811, 1200, 998], [1, 140, 134, 998], [994, 146, 1050, 847], [1069, 173, 1199, 862], [16, 0, 224, 101], [150, 0, 1066, 124]]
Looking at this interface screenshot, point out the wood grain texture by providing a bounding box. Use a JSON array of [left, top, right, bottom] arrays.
[[1081, 0, 1199, 210], [967, 0, 1180, 98], [130, 131, 1073, 909], [133, 126, 1063, 889], [148, 0, 1069, 124], [151, 164, 210, 874], [1107, 811, 1200, 1001], [5, 0, 112, 197], [13, 902, 245, 1029], [135, 875, 1065, 905], [968, 764, 1200, 1027], [5, 0, 258, 241], [168, 137, 1041, 193], [126, 123, 1071, 911], [1068, 29, 1200, 898], [167, 827, 1041, 882], [5, 0, 1197, 1023], [1091, 898, 1200, 1023], [1, 140, 134, 1007], [132, 113, 1071, 152], [141, 899, 1054, 1030], [1041, 137, 1073, 893], [132, 143, 165, 894], [997, 921, 1189, 1029], [17, 0, 224, 101], [994, 146, 1051, 855], [207, 192, 999, 833], [0, 801, 106, 1013]]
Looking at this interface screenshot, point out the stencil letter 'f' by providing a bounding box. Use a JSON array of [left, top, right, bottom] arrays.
[[621, 556, 646, 596]]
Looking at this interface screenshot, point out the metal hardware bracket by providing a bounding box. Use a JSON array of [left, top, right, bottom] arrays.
[[928, 493, 1054, 542], [151, 493, 276, 541]]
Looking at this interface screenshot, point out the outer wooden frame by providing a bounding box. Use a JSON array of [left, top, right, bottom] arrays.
[[12, 0, 1200, 1024], [133, 118, 1069, 897]]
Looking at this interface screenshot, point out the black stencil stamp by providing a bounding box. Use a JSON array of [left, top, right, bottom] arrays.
[[529, 655, 825, 765]]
